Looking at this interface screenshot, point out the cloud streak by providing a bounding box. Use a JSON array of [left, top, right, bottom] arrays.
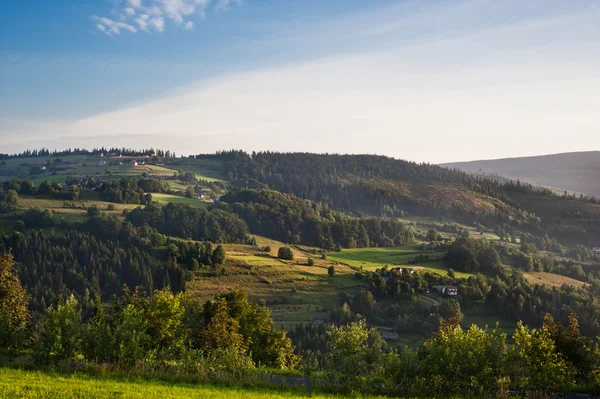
[[93, 0, 241, 35]]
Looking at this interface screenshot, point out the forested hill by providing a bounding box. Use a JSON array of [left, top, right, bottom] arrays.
[[214, 151, 600, 246], [442, 151, 600, 197]]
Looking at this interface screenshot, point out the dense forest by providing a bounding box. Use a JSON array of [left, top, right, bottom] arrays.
[[217, 151, 600, 245], [219, 189, 416, 249]]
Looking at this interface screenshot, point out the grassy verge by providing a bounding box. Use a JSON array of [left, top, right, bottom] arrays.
[[0, 367, 358, 399]]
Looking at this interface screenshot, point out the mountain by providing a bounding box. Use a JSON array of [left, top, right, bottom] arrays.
[[441, 151, 600, 197]]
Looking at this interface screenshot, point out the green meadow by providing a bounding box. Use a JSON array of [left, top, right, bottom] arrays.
[[326, 245, 474, 278], [0, 368, 362, 399]]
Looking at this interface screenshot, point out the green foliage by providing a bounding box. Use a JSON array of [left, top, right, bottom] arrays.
[[444, 237, 501, 273], [0, 254, 29, 350], [0, 188, 19, 213], [220, 189, 416, 250], [277, 247, 294, 261], [307, 257, 314, 266], [325, 320, 395, 390], [36, 295, 82, 363], [509, 322, 576, 395], [212, 245, 226, 267], [327, 266, 335, 277]]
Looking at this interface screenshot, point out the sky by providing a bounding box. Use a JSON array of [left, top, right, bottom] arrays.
[[1, 0, 599, 163]]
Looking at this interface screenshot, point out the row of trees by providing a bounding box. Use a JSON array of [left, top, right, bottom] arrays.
[[0, 147, 175, 159], [219, 189, 416, 249], [294, 315, 600, 397]]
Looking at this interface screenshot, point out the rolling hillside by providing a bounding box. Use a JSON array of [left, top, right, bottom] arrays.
[[441, 151, 600, 197]]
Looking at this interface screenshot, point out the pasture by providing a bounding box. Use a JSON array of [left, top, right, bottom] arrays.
[[0, 368, 351, 399], [187, 236, 360, 325], [326, 245, 475, 278], [152, 193, 209, 208], [523, 272, 587, 288]]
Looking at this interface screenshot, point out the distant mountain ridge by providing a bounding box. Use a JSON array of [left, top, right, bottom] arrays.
[[441, 151, 600, 197]]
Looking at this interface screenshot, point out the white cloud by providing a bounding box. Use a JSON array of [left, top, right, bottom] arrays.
[[93, 0, 238, 35], [128, 0, 143, 9], [92, 16, 137, 36], [8, 1, 600, 162], [150, 17, 165, 32], [216, 0, 242, 12]]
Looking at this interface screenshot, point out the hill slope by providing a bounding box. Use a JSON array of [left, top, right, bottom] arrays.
[[218, 151, 600, 246], [441, 151, 600, 197]]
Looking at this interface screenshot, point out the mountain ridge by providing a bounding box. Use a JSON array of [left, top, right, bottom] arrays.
[[441, 151, 600, 197]]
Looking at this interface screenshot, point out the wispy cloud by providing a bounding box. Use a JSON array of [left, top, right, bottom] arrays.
[[93, 0, 241, 36], [216, 0, 242, 12], [91, 16, 137, 36]]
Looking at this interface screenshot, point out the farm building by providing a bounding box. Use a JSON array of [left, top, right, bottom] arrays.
[[130, 160, 138, 166], [433, 285, 459, 296], [97, 161, 106, 166], [196, 190, 211, 200], [592, 247, 600, 253]]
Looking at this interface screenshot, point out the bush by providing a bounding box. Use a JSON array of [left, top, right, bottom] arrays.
[[87, 206, 100, 217], [307, 258, 315, 266], [277, 247, 294, 260], [36, 295, 82, 363], [328, 266, 335, 277], [107, 203, 116, 211]]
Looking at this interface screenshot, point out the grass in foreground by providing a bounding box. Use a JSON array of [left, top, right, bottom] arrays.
[[0, 368, 360, 399]]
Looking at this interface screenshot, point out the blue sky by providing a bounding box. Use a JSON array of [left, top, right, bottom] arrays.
[[1, 0, 599, 162]]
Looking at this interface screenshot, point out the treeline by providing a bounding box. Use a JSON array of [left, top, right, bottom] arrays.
[[215, 151, 599, 245], [0, 255, 297, 370], [291, 316, 600, 397], [2, 250, 600, 396], [219, 189, 415, 249], [125, 203, 249, 243], [0, 228, 183, 316], [0, 147, 175, 159]]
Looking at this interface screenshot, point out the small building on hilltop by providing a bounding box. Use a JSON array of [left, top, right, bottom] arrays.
[[592, 247, 600, 253]]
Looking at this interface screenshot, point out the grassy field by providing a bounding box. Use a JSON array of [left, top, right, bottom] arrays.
[[523, 272, 587, 288], [326, 245, 475, 278], [152, 193, 209, 208], [186, 236, 360, 326], [0, 368, 356, 399]]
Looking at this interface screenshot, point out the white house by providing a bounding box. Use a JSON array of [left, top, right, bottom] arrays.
[[97, 161, 106, 167], [592, 247, 600, 253]]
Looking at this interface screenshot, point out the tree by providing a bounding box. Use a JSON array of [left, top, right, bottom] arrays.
[[212, 245, 226, 267], [509, 322, 575, 396], [417, 323, 508, 396], [201, 297, 244, 352], [325, 320, 393, 389], [426, 229, 442, 242], [87, 205, 100, 217], [307, 257, 315, 266], [328, 265, 335, 277], [0, 254, 29, 349], [277, 247, 294, 260], [37, 295, 82, 362]]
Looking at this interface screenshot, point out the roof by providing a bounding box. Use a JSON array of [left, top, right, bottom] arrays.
[[447, 286, 458, 290]]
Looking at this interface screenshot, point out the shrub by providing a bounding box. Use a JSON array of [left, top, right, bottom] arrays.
[[277, 247, 294, 260], [307, 258, 315, 266]]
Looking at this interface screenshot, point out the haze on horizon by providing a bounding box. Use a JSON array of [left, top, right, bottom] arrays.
[[1, 0, 599, 163]]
